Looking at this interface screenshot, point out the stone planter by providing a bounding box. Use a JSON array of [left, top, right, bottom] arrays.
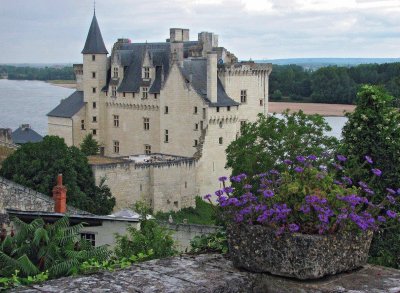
[[227, 224, 373, 280]]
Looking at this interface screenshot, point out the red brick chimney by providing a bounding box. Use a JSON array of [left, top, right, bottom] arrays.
[[52, 174, 67, 213]]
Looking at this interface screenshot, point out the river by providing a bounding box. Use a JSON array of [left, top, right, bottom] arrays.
[[0, 79, 347, 138]]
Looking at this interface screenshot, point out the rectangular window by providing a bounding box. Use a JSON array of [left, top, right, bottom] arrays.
[[112, 87, 117, 97], [200, 121, 204, 130], [195, 123, 198, 131], [123, 92, 126, 98], [202, 108, 206, 119], [194, 139, 198, 147], [92, 72, 96, 78], [113, 115, 119, 127], [143, 117, 150, 130], [113, 67, 119, 78], [142, 87, 148, 99], [113, 140, 120, 154], [92, 55, 95, 61], [154, 93, 158, 99], [216, 107, 220, 113], [240, 120, 247, 134], [81, 233, 95, 246], [144, 67, 150, 79], [260, 99, 263, 106], [92, 129, 97, 136], [240, 90, 247, 103], [165, 129, 169, 143], [219, 137, 223, 145], [92, 102, 96, 109], [81, 120, 85, 130], [194, 106, 198, 114], [92, 87, 96, 93], [132, 93, 135, 98], [92, 116, 97, 123], [145, 144, 151, 154], [227, 106, 231, 111], [164, 106, 169, 114]]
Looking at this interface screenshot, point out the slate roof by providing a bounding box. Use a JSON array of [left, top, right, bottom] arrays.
[[11, 126, 43, 144], [81, 14, 108, 54], [47, 91, 85, 118]]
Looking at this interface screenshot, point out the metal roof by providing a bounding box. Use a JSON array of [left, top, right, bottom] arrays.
[[81, 14, 108, 54]]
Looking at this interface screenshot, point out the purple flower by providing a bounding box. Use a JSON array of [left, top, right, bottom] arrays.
[[263, 190, 275, 198], [243, 184, 252, 190], [332, 163, 343, 170], [386, 188, 396, 195], [289, 223, 300, 232], [204, 194, 211, 200], [215, 190, 223, 197], [308, 155, 317, 161], [386, 210, 397, 219], [294, 166, 304, 173], [342, 176, 353, 185], [371, 168, 382, 177], [364, 188, 375, 195], [223, 186, 234, 194], [218, 176, 227, 182], [234, 213, 244, 223], [299, 205, 311, 214], [319, 165, 328, 171], [269, 169, 279, 175], [365, 156, 373, 164], [387, 195, 396, 204], [358, 181, 369, 189], [296, 156, 306, 163], [283, 159, 292, 165], [337, 155, 347, 162], [377, 216, 386, 222]]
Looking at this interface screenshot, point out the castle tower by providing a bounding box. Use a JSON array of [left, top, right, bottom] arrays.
[[81, 12, 108, 146]]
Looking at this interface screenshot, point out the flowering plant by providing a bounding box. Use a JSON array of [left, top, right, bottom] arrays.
[[205, 155, 400, 235]]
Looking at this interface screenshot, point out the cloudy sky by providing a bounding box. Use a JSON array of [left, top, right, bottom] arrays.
[[0, 0, 399, 63]]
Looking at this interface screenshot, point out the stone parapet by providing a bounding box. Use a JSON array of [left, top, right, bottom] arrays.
[[12, 254, 400, 292]]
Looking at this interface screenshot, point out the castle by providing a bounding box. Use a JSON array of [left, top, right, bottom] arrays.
[[48, 12, 272, 212]]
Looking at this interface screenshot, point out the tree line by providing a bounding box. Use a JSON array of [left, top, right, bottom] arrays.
[[269, 63, 400, 104], [0, 65, 74, 81]]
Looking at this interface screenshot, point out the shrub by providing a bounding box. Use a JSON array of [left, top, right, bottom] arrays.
[[80, 134, 99, 156], [190, 230, 228, 254]]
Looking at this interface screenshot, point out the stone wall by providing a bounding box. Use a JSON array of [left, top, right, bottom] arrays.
[[161, 222, 221, 252], [48, 116, 73, 146], [0, 176, 88, 215]]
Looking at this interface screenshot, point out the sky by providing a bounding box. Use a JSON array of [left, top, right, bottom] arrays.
[[0, 0, 399, 63]]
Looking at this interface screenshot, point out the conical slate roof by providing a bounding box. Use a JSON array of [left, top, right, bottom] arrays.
[[81, 14, 108, 54]]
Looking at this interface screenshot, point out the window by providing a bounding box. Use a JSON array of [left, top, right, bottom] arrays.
[[227, 106, 231, 111], [202, 108, 206, 119], [165, 129, 169, 143], [194, 139, 198, 147], [92, 102, 96, 109], [123, 92, 126, 98], [164, 106, 169, 114], [144, 117, 150, 130], [219, 121, 223, 128], [92, 129, 97, 136], [132, 93, 135, 98], [81, 233, 95, 246], [81, 120, 85, 130], [200, 121, 204, 130], [113, 67, 119, 78], [240, 120, 247, 134], [185, 181, 187, 188], [92, 116, 97, 123], [144, 67, 150, 79], [92, 87, 96, 93], [240, 90, 247, 103], [113, 115, 119, 127], [92, 55, 95, 61], [219, 137, 223, 145], [145, 144, 151, 154], [216, 107, 220, 113], [112, 87, 117, 97], [113, 140, 120, 154], [194, 106, 198, 114], [154, 94, 158, 99], [260, 99, 263, 106], [92, 72, 96, 78], [195, 123, 198, 131], [142, 87, 148, 99]]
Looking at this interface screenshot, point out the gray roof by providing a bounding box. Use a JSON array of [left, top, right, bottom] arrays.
[[47, 91, 85, 118], [11, 126, 43, 144], [181, 59, 239, 107], [81, 14, 108, 54]]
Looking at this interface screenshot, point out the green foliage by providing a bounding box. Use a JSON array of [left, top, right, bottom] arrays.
[[80, 134, 99, 156], [190, 230, 228, 254], [0, 270, 49, 290], [0, 65, 74, 81], [341, 85, 400, 268], [226, 111, 338, 177], [0, 216, 110, 280], [0, 136, 115, 215], [155, 196, 217, 225], [270, 89, 283, 101], [269, 63, 400, 104]]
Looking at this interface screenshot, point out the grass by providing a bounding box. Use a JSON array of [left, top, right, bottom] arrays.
[[47, 80, 76, 84], [155, 196, 217, 226]]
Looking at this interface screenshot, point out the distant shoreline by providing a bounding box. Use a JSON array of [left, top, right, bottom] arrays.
[[268, 102, 354, 117], [47, 81, 76, 89]]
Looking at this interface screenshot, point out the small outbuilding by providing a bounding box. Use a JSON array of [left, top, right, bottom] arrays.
[[11, 124, 43, 144]]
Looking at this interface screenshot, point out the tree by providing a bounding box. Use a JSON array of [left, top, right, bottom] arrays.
[[226, 111, 338, 177], [340, 85, 400, 268], [0, 216, 109, 278], [80, 134, 99, 156], [0, 136, 115, 214]]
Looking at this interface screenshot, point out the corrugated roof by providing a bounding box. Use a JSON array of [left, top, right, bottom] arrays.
[[81, 14, 108, 54], [11, 126, 43, 144], [47, 91, 85, 118]]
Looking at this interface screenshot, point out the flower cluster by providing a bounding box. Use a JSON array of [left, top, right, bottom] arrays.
[[206, 155, 400, 235]]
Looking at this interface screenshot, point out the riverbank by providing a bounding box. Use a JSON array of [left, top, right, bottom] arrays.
[[47, 80, 76, 89], [268, 102, 355, 116]]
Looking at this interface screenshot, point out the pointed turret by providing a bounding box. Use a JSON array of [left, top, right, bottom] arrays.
[[81, 14, 108, 54]]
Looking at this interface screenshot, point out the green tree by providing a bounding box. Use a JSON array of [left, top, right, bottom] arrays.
[[226, 111, 338, 177], [0, 136, 115, 214], [80, 134, 99, 156], [340, 85, 400, 268], [0, 216, 109, 278]]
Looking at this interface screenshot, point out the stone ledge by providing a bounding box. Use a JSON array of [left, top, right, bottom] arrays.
[[12, 254, 400, 293]]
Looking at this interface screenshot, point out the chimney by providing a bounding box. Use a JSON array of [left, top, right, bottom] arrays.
[[52, 174, 67, 213], [207, 52, 218, 103]]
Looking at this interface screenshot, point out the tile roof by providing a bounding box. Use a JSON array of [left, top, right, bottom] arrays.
[[81, 14, 108, 54], [11, 126, 43, 144], [47, 91, 85, 118]]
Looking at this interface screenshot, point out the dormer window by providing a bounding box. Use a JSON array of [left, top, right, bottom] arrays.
[[113, 67, 119, 78], [143, 67, 150, 79], [142, 87, 148, 99]]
